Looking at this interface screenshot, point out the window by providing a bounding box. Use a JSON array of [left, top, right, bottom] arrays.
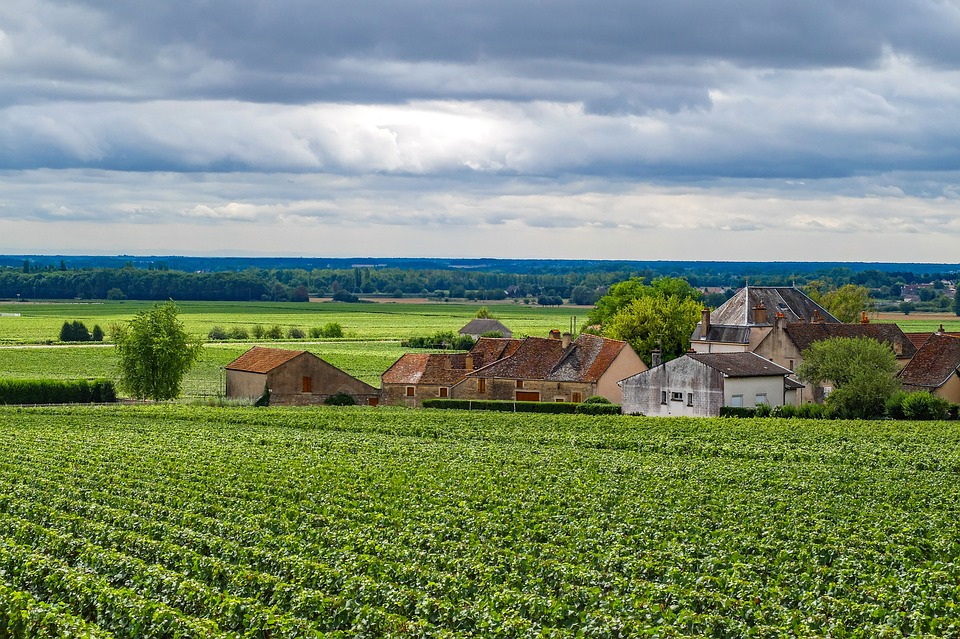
[[516, 379, 524, 389], [516, 391, 540, 402], [301, 376, 312, 393], [555, 397, 565, 402], [671, 392, 684, 402], [478, 378, 486, 393], [687, 393, 693, 406], [571, 392, 583, 403], [661, 391, 667, 405], [405, 386, 415, 397], [439, 387, 448, 398], [755, 393, 767, 405], [788, 359, 795, 371], [731, 394, 743, 407]]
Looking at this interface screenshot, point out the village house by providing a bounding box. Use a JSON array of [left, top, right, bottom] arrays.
[[381, 337, 521, 407], [620, 351, 800, 417], [226, 346, 379, 406], [458, 318, 513, 340], [453, 331, 646, 404], [897, 331, 960, 404]]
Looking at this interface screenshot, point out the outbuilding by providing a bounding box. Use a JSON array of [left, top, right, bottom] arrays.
[[226, 346, 379, 406]]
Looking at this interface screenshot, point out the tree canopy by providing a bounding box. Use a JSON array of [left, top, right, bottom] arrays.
[[603, 295, 703, 366], [796, 336, 900, 419], [587, 277, 701, 327], [113, 301, 203, 401], [806, 283, 874, 323]]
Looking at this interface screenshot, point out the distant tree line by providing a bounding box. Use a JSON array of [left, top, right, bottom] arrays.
[[0, 263, 956, 305]]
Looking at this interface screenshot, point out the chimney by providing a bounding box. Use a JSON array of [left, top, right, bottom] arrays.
[[562, 332, 572, 349], [939, 324, 945, 334], [700, 308, 710, 338], [812, 310, 823, 324], [651, 348, 662, 367], [549, 329, 562, 340], [752, 303, 767, 325], [861, 311, 870, 324], [465, 354, 474, 371]]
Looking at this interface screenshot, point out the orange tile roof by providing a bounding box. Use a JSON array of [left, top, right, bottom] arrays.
[[468, 334, 628, 383], [226, 346, 306, 374], [899, 333, 960, 390]]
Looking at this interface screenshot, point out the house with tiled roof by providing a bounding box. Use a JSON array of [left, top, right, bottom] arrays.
[[226, 346, 379, 406], [690, 285, 839, 354], [380, 337, 522, 407], [458, 318, 513, 339], [898, 332, 960, 403], [620, 352, 801, 417], [453, 332, 646, 404]]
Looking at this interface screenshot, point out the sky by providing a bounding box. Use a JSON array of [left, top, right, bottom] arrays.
[[2, 1, 960, 262]]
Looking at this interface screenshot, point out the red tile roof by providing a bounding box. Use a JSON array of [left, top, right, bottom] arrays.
[[468, 334, 629, 383], [226, 347, 306, 373], [898, 333, 960, 390], [382, 353, 467, 386], [784, 323, 916, 359]]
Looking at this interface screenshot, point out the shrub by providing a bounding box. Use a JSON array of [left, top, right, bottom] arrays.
[[583, 395, 612, 405], [287, 327, 306, 339], [91, 324, 104, 341], [754, 403, 773, 417], [265, 325, 283, 339], [885, 390, 912, 419], [719, 406, 757, 418], [251, 325, 266, 339], [208, 326, 228, 341], [321, 322, 344, 338], [0, 379, 116, 404], [332, 291, 359, 303], [59, 320, 91, 342], [575, 403, 621, 415], [229, 326, 249, 340], [900, 392, 951, 420], [324, 392, 356, 406]]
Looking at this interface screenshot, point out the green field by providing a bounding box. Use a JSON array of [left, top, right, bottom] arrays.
[[0, 300, 586, 345], [1, 405, 959, 637]]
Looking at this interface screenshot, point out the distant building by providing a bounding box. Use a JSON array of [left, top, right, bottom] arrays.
[[458, 318, 513, 339], [226, 346, 379, 406]]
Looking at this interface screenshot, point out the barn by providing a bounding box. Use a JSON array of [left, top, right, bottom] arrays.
[[225, 346, 379, 406]]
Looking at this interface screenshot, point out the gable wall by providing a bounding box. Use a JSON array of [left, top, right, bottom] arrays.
[[230, 354, 378, 406], [596, 347, 647, 403], [621, 358, 724, 417]]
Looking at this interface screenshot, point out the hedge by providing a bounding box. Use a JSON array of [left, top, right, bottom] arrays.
[[421, 398, 621, 415], [0, 379, 116, 405]]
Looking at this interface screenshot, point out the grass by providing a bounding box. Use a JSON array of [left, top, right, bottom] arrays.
[[0, 300, 586, 344]]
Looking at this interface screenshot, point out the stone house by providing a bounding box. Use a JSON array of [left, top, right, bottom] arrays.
[[898, 332, 960, 403], [454, 332, 647, 404], [380, 337, 521, 407], [620, 352, 800, 417], [226, 346, 379, 406]]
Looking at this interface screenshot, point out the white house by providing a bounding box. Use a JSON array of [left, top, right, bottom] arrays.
[[620, 351, 800, 417]]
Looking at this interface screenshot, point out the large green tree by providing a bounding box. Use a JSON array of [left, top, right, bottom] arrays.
[[114, 301, 203, 401], [587, 276, 700, 327], [796, 336, 900, 419], [814, 284, 874, 323], [603, 292, 703, 366]]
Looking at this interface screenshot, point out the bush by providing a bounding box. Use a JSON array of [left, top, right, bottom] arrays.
[[719, 406, 757, 418], [575, 403, 621, 415], [229, 326, 249, 340], [208, 326, 228, 341], [754, 403, 773, 417], [403, 331, 474, 350], [91, 324, 104, 341], [324, 392, 356, 406], [332, 291, 359, 303], [899, 392, 951, 420], [0, 379, 116, 404], [265, 325, 283, 339], [59, 320, 91, 342], [885, 390, 912, 419], [287, 327, 306, 339], [582, 395, 612, 405], [321, 322, 344, 338], [251, 325, 266, 339]]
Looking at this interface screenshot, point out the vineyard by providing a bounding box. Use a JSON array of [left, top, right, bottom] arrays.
[[2, 405, 960, 637]]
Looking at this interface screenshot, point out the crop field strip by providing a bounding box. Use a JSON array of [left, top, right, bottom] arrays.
[[3, 407, 960, 637]]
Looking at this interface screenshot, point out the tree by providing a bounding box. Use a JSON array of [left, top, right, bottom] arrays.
[[114, 301, 203, 401], [604, 295, 703, 366], [818, 284, 873, 323], [475, 306, 495, 319], [954, 289, 960, 317], [587, 276, 700, 327], [796, 336, 900, 419]]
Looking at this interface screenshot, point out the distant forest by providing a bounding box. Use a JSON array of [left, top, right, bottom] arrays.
[[1, 256, 958, 307]]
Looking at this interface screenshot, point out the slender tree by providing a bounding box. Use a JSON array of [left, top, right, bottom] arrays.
[[114, 301, 203, 401]]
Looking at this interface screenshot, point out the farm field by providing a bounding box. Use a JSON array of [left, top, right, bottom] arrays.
[[0, 300, 586, 345], [2, 405, 960, 636]]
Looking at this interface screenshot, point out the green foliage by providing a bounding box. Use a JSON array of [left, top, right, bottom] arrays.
[[324, 392, 356, 406], [797, 336, 900, 419], [810, 284, 874, 323], [588, 276, 701, 327], [58, 320, 91, 342], [265, 324, 283, 339], [228, 326, 249, 340], [771, 403, 830, 419], [4, 405, 960, 635], [887, 390, 952, 420], [113, 301, 203, 401], [474, 306, 495, 319], [604, 294, 703, 366], [320, 322, 344, 338], [90, 324, 104, 341], [105, 287, 126, 300], [255, 381, 270, 407], [582, 395, 612, 404], [719, 406, 757, 417], [574, 402, 621, 415], [286, 327, 306, 339], [208, 325, 228, 341], [403, 331, 474, 350], [0, 379, 115, 404], [423, 398, 580, 413]]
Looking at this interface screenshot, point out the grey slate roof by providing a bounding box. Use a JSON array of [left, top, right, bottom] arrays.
[[459, 318, 512, 337], [687, 352, 795, 377], [692, 285, 838, 342]]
